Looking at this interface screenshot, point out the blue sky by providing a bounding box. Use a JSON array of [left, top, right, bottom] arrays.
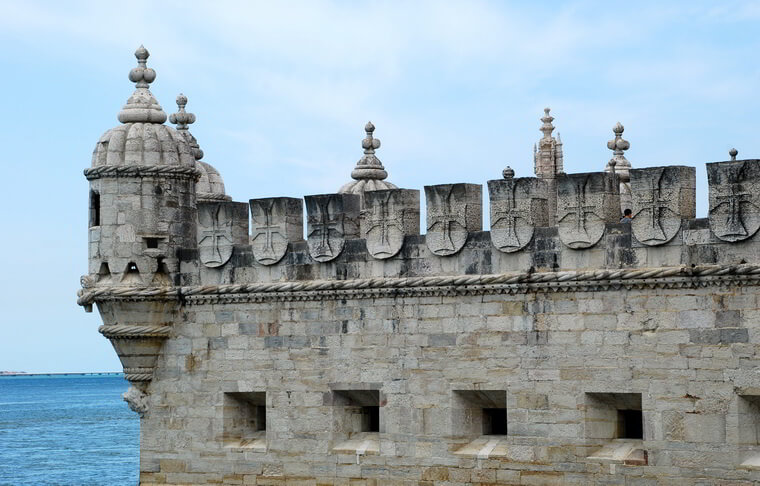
[[1, 1, 759, 372]]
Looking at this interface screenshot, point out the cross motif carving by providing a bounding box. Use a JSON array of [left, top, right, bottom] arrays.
[[491, 182, 528, 249], [308, 198, 343, 257], [634, 170, 669, 242], [559, 177, 596, 244], [427, 187, 466, 252], [364, 192, 404, 251], [199, 205, 232, 265], [253, 201, 283, 257], [715, 175, 752, 238]]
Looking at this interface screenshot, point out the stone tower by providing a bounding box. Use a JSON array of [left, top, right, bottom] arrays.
[[533, 108, 564, 222], [86, 46, 199, 286]]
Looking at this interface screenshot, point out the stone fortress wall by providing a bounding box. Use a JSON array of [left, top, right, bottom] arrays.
[[79, 47, 760, 485]]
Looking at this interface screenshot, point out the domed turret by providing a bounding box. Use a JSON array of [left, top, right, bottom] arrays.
[[338, 121, 397, 198], [84, 46, 200, 286], [169, 94, 231, 202]]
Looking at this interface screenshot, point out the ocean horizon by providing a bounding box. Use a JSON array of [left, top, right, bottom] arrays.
[[0, 374, 139, 485]]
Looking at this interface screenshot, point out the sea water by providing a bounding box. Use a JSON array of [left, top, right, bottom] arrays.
[[0, 374, 138, 486]]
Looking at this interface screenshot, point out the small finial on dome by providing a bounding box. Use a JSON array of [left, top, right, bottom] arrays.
[[339, 121, 397, 194], [170, 93, 196, 130], [118, 45, 166, 124], [502, 166, 515, 179], [362, 121, 381, 155], [170, 93, 203, 160], [729, 148, 738, 161], [128, 45, 156, 88]]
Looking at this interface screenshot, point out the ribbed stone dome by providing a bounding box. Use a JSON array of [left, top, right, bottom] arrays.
[[92, 123, 195, 168], [196, 161, 231, 202], [90, 46, 194, 169]]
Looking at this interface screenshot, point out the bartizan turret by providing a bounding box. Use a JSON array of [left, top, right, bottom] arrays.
[[82, 46, 200, 409]]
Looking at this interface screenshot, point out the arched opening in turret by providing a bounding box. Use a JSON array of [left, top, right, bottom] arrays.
[[151, 257, 171, 286], [122, 262, 142, 285], [97, 262, 111, 283], [89, 190, 100, 227]]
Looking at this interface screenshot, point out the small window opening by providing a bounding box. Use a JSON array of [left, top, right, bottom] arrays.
[[617, 409, 643, 439], [332, 389, 381, 436], [127, 262, 138, 272], [223, 392, 266, 449], [145, 237, 159, 249], [362, 406, 379, 432], [89, 191, 100, 227], [452, 390, 508, 438], [483, 408, 508, 435]]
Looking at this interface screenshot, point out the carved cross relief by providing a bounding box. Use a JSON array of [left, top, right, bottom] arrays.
[[427, 186, 467, 255], [308, 197, 344, 260]]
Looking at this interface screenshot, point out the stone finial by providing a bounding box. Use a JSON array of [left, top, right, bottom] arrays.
[[118, 45, 167, 124], [339, 121, 397, 195], [352, 121, 386, 180], [606, 122, 631, 180], [730, 148, 738, 161], [540, 108, 555, 140], [502, 166, 515, 179], [170, 93, 203, 160], [129, 45, 156, 88], [534, 108, 564, 179]]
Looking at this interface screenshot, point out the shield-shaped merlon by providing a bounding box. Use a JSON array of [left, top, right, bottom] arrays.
[[488, 177, 548, 253], [250, 197, 303, 265], [557, 172, 618, 249], [707, 159, 760, 243], [197, 202, 235, 268], [630, 166, 695, 246], [362, 189, 420, 260], [424, 183, 482, 256], [305, 193, 360, 263]]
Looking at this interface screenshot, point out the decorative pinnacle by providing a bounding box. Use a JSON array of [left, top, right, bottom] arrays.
[[169, 93, 196, 130], [118, 45, 166, 124], [540, 108, 555, 140], [169, 94, 203, 160], [607, 122, 630, 157], [128, 45, 156, 88], [502, 166, 515, 179], [605, 122, 631, 181], [362, 121, 381, 154], [729, 148, 738, 161], [350, 121, 388, 181]]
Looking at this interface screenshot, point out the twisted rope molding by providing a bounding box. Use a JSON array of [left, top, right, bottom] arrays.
[[77, 264, 760, 307], [84, 164, 202, 181], [98, 324, 171, 339], [123, 368, 154, 382], [198, 193, 233, 202]]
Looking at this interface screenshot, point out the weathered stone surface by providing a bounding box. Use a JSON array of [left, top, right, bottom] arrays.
[[707, 159, 760, 242], [424, 183, 482, 256], [487, 177, 548, 253], [197, 202, 248, 268], [630, 166, 695, 246], [84, 48, 760, 486], [305, 193, 360, 262], [361, 189, 419, 260], [250, 197, 303, 265], [557, 172, 619, 249]]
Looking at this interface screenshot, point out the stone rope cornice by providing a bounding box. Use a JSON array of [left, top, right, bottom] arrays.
[[84, 164, 202, 181], [77, 264, 760, 307], [98, 324, 172, 339]]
